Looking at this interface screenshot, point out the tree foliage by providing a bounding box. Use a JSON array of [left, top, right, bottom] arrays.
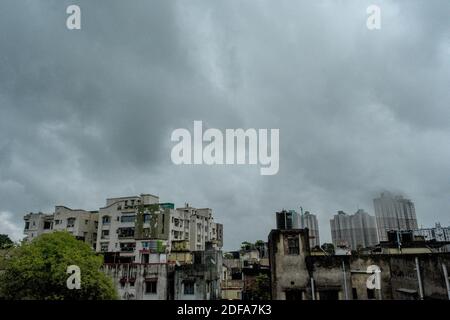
[[0, 231, 117, 300], [321, 243, 335, 255], [245, 273, 271, 300], [0, 234, 13, 249]]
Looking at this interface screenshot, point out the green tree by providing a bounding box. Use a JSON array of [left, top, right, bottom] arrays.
[[321, 243, 335, 255], [240, 241, 254, 251], [254, 240, 265, 247], [223, 252, 235, 259], [246, 273, 270, 300], [0, 231, 117, 300], [0, 234, 13, 249]]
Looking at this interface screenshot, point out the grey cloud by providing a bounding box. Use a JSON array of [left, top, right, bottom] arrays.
[[1, 0, 450, 249]]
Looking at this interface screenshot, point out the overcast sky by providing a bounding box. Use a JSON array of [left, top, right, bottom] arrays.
[[1, 0, 449, 249]]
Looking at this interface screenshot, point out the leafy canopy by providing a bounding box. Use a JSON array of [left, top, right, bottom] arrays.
[[0, 231, 117, 300], [0, 234, 13, 249]]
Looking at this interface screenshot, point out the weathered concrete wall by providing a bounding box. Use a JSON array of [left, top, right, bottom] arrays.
[[269, 229, 310, 299], [389, 254, 450, 300], [269, 229, 450, 300], [103, 263, 172, 300], [174, 249, 223, 300], [349, 256, 393, 300], [306, 256, 349, 300]]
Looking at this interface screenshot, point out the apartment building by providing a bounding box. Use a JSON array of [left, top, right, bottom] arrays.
[[97, 195, 223, 263], [53, 206, 99, 249], [413, 223, 450, 242], [176, 204, 223, 251], [23, 212, 54, 241], [373, 192, 418, 241], [330, 209, 379, 250], [299, 211, 320, 248], [103, 242, 223, 300], [23, 207, 99, 248]]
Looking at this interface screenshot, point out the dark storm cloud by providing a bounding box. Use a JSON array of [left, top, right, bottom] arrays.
[[1, 0, 450, 246]]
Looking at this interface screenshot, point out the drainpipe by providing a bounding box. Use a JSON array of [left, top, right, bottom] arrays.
[[415, 257, 424, 300], [311, 277, 315, 300], [442, 263, 450, 300], [342, 260, 349, 300]]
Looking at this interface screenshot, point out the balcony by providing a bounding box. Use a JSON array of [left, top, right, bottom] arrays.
[[117, 227, 135, 239]]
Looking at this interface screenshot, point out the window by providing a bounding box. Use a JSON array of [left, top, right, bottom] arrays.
[[101, 230, 110, 239], [143, 214, 151, 223], [285, 289, 302, 300], [44, 221, 52, 230], [352, 288, 358, 300], [54, 220, 60, 225], [320, 290, 339, 300], [367, 288, 375, 300], [67, 218, 76, 228], [118, 227, 135, 238], [184, 281, 195, 295], [145, 280, 157, 294], [100, 243, 109, 252], [85, 220, 89, 225], [102, 216, 111, 225], [120, 242, 135, 252], [25, 222, 30, 230], [287, 236, 300, 255], [120, 215, 136, 223]]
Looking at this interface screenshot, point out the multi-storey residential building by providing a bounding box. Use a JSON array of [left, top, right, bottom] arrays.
[[97, 194, 167, 263], [23, 212, 54, 241], [176, 204, 223, 251], [373, 192, 418, 242], [103, 242, 223, 300], [330, 209, 378, 250], [24, 207, 99, 248], [53, 206, 99, 249], [413, 223, 450, 242], [97, 195, 223, 263], [299, 211, 320, 248]]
